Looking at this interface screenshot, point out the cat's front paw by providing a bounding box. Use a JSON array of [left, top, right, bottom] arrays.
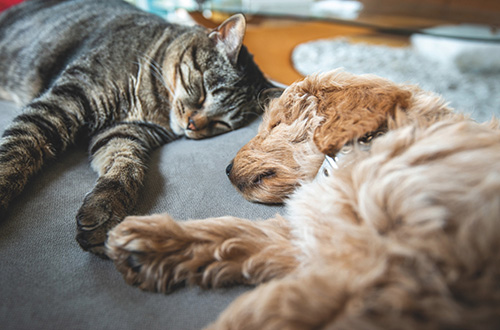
[[75, 193, 124, 257], [106, 214, 218, 293], [0, 172, 21, 219], [0, 194, 8, 219]]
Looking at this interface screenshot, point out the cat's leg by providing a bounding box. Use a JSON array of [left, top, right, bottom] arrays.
[[0, 98, 82, 215], [75, 122, 171, 256], [106, 213, 299, 292]]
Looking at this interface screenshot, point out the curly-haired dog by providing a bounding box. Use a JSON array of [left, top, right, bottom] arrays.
[[107, 118, 500, 329], [106, 72, 500, 329], [225, 70, 455, 203]]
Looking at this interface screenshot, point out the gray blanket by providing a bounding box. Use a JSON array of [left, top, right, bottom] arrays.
[[0, 100, 283, 330]]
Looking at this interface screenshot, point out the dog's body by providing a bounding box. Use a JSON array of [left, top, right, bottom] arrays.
[[106, 71, 500, 329]]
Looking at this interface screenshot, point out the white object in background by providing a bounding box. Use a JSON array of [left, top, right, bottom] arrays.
[[311, 0, 363, 19], [242, 0, 313, 13], [411, 25, 500, 73]]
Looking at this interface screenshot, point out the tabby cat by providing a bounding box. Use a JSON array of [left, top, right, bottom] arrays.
[[0, 0, 273, 256]]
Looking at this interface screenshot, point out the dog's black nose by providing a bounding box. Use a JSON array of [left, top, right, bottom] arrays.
[[226, 162, 233, 176]]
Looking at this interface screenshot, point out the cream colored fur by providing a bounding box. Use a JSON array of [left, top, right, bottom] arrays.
[[106, 71, 500, 329]]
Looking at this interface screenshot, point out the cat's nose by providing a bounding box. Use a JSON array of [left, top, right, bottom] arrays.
[[187, 115, 208, 131], [187, 117, 197, 131], [226, 161, 233, 176]]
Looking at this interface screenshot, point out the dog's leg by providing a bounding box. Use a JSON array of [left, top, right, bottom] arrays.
[[205, 269, 351, 330], [106, 213, 299, 293], [207, 254, 470, 330]]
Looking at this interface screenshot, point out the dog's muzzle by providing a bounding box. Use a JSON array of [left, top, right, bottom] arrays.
[[226, 161, 233, 177]]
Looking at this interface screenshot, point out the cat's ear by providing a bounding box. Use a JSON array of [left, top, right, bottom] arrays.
[[209, 13, 246, 66]]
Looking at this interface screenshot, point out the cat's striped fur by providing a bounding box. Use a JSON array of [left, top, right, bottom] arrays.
[[0, 0, 273, 256]]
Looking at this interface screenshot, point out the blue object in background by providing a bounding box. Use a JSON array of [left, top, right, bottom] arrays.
[[125, 0, 174, 18]]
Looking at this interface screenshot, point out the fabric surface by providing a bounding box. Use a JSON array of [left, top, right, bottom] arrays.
[[292, 38, 500, 122], [0, 100, 283, 330]]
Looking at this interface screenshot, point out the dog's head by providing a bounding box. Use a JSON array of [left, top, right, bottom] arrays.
[[226, 70, 450, 203]]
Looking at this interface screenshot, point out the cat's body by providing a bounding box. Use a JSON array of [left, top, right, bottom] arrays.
[[0, 0, 272, 255]]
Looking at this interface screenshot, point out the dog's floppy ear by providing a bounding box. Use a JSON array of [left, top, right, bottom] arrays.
[[313, 85, 411, 156]]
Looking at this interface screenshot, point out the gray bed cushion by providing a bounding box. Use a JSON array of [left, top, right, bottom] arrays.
[[0, 100, 283, 330]]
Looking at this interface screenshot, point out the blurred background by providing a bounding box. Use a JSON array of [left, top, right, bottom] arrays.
[[120, 0, 500, 84], [1, 0, 498, 118]]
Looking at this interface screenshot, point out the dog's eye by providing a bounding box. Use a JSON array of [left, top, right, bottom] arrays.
[[358, 134, 373, 145], [252, 170, 276, 185], [359, 129, 386, 145], [269, 120, 281, 130]]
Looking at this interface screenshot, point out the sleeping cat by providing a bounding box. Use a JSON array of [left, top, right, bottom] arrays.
[[0, 0, 274, 256]]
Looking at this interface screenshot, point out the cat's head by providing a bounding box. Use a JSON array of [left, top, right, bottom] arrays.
[[164, 14, 274, 139]]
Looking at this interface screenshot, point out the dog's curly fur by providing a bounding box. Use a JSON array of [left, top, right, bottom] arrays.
[[106, 71, 500, 329], [226, 70, 455, 203]]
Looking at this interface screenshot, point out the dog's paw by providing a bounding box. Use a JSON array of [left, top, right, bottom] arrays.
[[106, 214, 245, 293], [105, 214, 203, 292]]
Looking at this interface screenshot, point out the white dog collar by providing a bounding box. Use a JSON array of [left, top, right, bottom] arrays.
[[315, 154, 339, 180], [315, 129, 386, 181], [315, 137, 377, 180]]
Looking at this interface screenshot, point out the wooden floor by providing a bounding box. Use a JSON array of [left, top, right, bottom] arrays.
[[243, 20, 409, 85], [191, 12, 410, 86], [192, 0, 498, 86]]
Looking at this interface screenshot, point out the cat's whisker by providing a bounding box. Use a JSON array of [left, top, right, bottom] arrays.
[[151, 91, 171, 105], [239, 111, 261, 122], [141, 55, 163, 77], [140, 55, 175, 97], [257, 87, 283, 111], [142, 60, 167, 88], [232, 75, 245, 87]]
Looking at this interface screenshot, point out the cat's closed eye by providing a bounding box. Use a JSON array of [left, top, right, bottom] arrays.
[[211, 120, 231, 131], [195, 89, 205, 109], [178, 62, 205, 108]]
